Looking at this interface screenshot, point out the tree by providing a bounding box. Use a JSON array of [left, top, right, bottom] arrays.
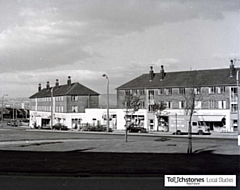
[[151, 102, 166, 131], [123, 94, 141, 142], [183, 71, 202, 154]]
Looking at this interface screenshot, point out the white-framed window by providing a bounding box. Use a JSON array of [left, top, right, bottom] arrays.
[[148, 90, 154, 100], [195, 101, 202, 109], [179, 88, 185, 95], [230, 87, 238, 102], [139, 89, 145, 96], [217, 86, 225, 94], [179, 101, 185, 109], [71, 106, 78, 113], [132, 89, 138, 95], [140, 100, 145, 109], [231, 104, 238, 113], [56, 96, 63, 102], [194, 87, 201, 94], [158, 88, 164, 95], [166, 88, 172, 95], [218, 100, 226, 109], [208, 100, 217, 109], [166, 101, 172, 109], [125, 90, 131, 96], [71, 95, 78, 102], [209, 87, 216, 94]]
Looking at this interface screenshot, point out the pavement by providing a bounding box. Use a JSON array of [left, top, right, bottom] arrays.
[[111, 130, 239, 139]]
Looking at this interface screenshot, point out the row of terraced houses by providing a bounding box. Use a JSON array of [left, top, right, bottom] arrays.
[[29, 61, 239, 132]]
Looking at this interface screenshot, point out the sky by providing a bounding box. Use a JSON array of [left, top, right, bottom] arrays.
[[0, 0, 240, 98]]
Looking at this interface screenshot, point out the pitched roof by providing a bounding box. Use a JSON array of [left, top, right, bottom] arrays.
[[117, 68, 239, 89], [29, 82, 99, 99]]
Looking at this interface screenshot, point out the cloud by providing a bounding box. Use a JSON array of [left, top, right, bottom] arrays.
[[0, 68, 104, 97], [0, 0, 239, 97], [0, 0, 239, 73]]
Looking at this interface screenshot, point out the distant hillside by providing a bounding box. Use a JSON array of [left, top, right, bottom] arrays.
[[99, 94, 117, 108]]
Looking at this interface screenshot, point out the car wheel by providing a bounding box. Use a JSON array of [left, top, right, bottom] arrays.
[[176, 130, 181, 135], [198, 130, 204, 135]]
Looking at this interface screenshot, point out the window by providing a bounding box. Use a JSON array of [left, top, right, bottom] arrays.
[[56, 106, 64, 113], [209, 87, 216, 94], [140, 100, 145, 109], [158, 89, 164, 95], [179, 101, 185, 109], [217, 86, 225, 94], [166, 88, 172, 95], [194, 87, 201, 94], [231, 104, 238, 113], [230, 87, 238, 102], [218, 100, 226, 109], [208, 100, 217, 109], [72, 106, 78, 113], [71, 95, 78, 101], [179, 88, 185, 95], [132, 89, 138, 95], [195, 101, 202, 109], [56, 96, 63, 102], [148, 90, 154, 100], [166, 101, 172, 109], [139, 89, 145, 96], [125, 90, 131, 96], [192, 122, 197, 126]]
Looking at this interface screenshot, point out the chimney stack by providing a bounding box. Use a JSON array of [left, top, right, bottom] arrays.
[[67, 76, 71, 86], [38, 83, 41, 91], [230, 60, 235, 77], [55, 79, 59, 87], [149, 66, 154, 81], [46, 81, 50, 89], [160, 65, 165, 81]]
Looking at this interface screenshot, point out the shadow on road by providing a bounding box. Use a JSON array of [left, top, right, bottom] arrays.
[[0, 150, 239, 177]]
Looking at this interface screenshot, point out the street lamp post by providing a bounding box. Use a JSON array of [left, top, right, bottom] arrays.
[[236, 70, 240, 134], [102, 74, 110, 132], [51, 86, 54, 129], [1, 94, 8, 127]]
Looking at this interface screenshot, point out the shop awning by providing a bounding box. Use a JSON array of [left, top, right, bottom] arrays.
[[198, 115, 224, 122]]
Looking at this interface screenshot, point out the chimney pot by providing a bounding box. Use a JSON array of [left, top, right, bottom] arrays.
[[46, 81, 50, 89], [55, 79, 59, 87], [160, 65, 165, 81], [67, 76, 71, 86], [230, 60, 235, 77], [38, 83, 41, 91], [149, 66, 154, 81]]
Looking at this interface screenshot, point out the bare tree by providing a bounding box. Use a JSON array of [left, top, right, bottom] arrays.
[[183, 71, 202, 154], [123, 94, 141, 142]]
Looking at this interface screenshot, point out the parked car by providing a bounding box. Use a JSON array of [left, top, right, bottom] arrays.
[[7, 121, 18, 127], [52, 123, 68, 130], [81, 124, 113, 132], [127, 124, 147, 133]]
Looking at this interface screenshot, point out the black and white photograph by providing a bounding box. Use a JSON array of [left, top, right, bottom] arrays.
[[0, 0, 239, 189]]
